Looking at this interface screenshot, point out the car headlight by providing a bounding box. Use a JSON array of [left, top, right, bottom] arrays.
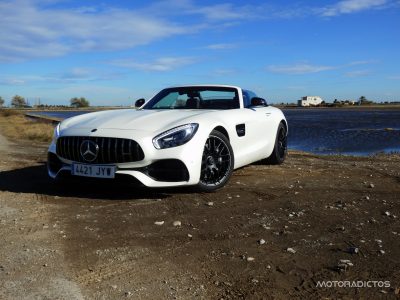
[[52, 123, 61, 143], [153, 123, 199, 149]]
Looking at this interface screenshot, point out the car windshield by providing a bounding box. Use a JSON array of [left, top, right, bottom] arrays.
[[143, 87, 240, 110]]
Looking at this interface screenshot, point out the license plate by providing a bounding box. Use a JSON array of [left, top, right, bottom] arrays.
[[71, 163, 116, 179]]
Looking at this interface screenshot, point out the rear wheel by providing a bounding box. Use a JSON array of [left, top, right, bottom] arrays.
[[266, 122, 287, 165], [197, 130, 234, 192]]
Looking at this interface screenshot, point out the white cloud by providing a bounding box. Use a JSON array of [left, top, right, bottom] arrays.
[[345, 70, 371, 77], [266, 63, 336, 75], [205, 43, 236, 50], [213, 69, 238, 76], [0, 68, 123, 86], [319, 0, 388, 16], [0, 0, 189, 62], [348, 60, 378, 65], [189, 3, 248, 21], [110, 57, 196, 72], [0, 0, 394, 63], [0, 78, 26, 85]]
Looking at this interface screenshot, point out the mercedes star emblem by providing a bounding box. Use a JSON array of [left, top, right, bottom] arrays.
[[80, 140, 99, 162]]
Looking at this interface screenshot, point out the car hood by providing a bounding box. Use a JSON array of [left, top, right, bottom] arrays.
[[61, 109, 212, 132]]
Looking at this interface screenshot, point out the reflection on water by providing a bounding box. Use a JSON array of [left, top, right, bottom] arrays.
[[33, 109, 400, 155], [283, 109, 400, 155]]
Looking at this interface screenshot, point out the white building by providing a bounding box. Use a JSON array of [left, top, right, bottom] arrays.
[[298, 96, 323, 107]]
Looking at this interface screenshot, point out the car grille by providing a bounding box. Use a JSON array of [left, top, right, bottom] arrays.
[[56, 136, 144, 164]]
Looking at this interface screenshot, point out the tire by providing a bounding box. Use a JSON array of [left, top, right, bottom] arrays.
[[197, 130, 234, 192], [266, 122, 287, 165]]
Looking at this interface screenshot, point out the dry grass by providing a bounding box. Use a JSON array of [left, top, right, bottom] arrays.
[[0, 109, 54, 143]]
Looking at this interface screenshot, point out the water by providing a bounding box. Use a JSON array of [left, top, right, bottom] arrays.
[[32, 109, 400, 155], [31, 110, 93, 119], [283, 109, 400, 155]]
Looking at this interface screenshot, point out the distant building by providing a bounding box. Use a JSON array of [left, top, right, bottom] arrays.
[[298, 96, 323, 107]]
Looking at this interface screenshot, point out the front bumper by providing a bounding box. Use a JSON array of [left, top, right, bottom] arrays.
[[47, 129, 206, 187]]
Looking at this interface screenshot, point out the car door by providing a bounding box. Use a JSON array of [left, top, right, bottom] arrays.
[[230, 92, 276, 167]]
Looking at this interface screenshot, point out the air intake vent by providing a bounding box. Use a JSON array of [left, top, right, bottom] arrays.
[[56, 136, 144, 164]]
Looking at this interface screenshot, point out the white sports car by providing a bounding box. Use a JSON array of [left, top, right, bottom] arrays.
[[47, 85, 288, 191]]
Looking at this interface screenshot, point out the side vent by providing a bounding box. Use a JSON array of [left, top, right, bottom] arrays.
[[236, 124, 246, 137]]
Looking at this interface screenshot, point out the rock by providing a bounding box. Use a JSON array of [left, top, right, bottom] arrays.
[[384, 211, 391, 216], [206, 202, 214, 206], [125, 291, 132, 297], [251, 278, 259, 284], [379, 250, 385, 255], [187, 234, 193, 238], [339, 259, 352, 264], [173, 220, 181, 227], [364, 196, 370, 200], [247, 257, 255, 261], [369, 218, 378, 224], [258, 239, 266, 245], [154, 221, 164, 226], [369, 183, 375, 188], [348, 247, 359, 254], [337, 226, 345, 231], [286, 248, 296, 254], [337, 259, 353, 271]]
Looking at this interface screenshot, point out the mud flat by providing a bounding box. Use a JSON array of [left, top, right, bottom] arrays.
[[0, 133, 399, 299]]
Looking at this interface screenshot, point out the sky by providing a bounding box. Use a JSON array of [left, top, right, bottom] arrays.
[[0, 0, 399, 106]]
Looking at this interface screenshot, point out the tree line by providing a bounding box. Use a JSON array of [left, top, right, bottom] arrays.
[[0, 96, 90, 108]]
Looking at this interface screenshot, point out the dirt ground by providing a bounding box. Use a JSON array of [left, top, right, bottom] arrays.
[[0, 133, 399, 299]]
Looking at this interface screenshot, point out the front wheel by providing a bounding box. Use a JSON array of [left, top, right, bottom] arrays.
[[266, 122, 287, 165], [197, 130, 234, 192]]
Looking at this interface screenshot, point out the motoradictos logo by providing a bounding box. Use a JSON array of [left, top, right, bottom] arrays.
[[316, 281, 391, 288]]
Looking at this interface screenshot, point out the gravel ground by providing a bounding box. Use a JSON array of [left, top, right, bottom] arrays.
[[0, 133, 399, 299]]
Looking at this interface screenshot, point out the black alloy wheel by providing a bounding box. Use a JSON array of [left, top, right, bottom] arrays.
[[197, 130, 234, 192], [266, 122, 287, 165]]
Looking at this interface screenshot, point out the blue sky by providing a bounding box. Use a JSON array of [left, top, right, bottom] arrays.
[[0, 0, 399, 106]]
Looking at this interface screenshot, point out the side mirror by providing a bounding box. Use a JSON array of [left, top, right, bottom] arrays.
[[250, 97, 267, 107], [135, 98, 145, 108]]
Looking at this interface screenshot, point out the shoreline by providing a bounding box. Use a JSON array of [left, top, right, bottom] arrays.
[[25, 113, 62, 124], [1, 104, 400, 112]]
